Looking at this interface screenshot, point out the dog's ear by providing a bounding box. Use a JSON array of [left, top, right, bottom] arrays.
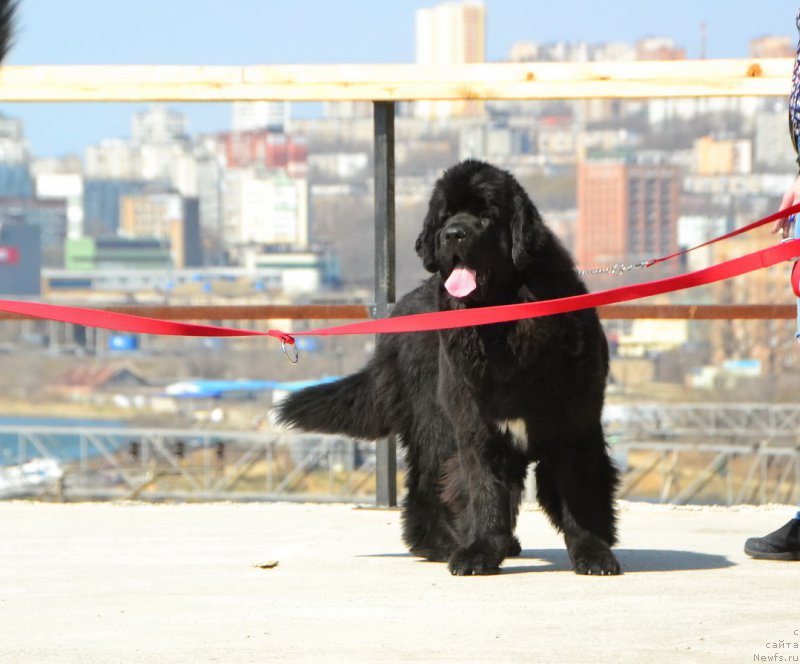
[[510, 189, 546, 271], [415, 188, 444, 273]]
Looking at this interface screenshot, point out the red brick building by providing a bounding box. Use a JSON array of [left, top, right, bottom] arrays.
[[576, 160, 680, 270], [220, 130, 308, 178]]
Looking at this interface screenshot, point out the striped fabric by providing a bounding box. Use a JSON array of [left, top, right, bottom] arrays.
[[790, 9, 800, 168]]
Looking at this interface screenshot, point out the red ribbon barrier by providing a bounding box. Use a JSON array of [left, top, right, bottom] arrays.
[[284, 238, 800, 340], [1, 204, 798, 346], [0, 237, 798, 345]]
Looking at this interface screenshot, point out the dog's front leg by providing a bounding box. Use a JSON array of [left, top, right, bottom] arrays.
[[447, 431, 515, 575], [438, 373, 514, 575]]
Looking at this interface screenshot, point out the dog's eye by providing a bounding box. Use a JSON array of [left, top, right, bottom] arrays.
[[480, 216, 491, 227]]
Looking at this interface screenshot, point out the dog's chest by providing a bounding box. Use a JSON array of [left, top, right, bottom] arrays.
[[442, 322, 541, 380], [496, 418, 529, 452]]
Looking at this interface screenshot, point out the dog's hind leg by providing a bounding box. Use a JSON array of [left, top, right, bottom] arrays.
[[401, 463, 457, 562]]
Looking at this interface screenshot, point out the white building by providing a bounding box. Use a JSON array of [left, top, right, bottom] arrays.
[[414, 1, 485, 119], [0, 114, 30, 164], [35, 172, 84, 240], [85, 107, 200, 199], [85, 139, 139, 179], [223, 169, 308, 248], [132, 106, 189, 145], [754, 109, 798, 172], [232, 102, 290, 133]]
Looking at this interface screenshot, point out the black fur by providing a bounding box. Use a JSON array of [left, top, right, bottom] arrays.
[[0, 0, 16, 62], [278, 160, 620, 576]]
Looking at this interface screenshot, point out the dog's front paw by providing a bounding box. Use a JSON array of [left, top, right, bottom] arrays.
[[448, 545, 502, 576], [569, 537, 621, 576]]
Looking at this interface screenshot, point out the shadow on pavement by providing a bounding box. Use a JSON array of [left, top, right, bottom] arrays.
[[361, 549, 734, 574], [501, 548, 734, 574]]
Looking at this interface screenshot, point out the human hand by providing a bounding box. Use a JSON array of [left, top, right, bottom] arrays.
[[773, 174, 800, 238]]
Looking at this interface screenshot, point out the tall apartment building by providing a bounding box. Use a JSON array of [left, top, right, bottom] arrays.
[[414, 1, 486, 119], [0, 114, 30, 164], [132, 106, 189, 145], [223, 170, 308, 249], [0, 221, 41, 295], [576, 160, 680, 269], [232, 102, 290, 133], [119, 191, 202, 267], [220, 130, 308, 178]]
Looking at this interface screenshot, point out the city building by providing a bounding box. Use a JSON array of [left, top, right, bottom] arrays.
[[635, 36, 686, 60], [85, 139, 139, 180], [709, 233, 798, 374], [35, 172, 83, 240], [694, 135, 752, 176], [536, 115, 579, 165], [0, 113, 31, 164], [194, 147, 226, 262], [132, 106, 190, 145], [321, 101, 373, 120], [65, 237, 172, 271], [119, 191, 202, 267], [219, 130, 308, 178], [242, 248, 337, 295], [750, 35, 793, 58], [232, 102, 290, 133], [41, 263, 330, 300], [0, 163, 33, 198], [754, 109, 798, 172], [86, 107, 197, 197], [83, 179, 148, 237], [0, 220, 41, 295], [223, 169, 309, 249], [415, 1, 486, 119], [0, 197, 67, 267], [459, 124, 530, 161], [576, 159, 680, 269]]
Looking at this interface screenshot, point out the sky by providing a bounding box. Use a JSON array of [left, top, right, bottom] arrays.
[[4, 0, 799, 157]]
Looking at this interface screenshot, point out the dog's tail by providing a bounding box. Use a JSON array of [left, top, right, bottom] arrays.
[[0, 1, 17, 62], [275, 369, 388, 440]]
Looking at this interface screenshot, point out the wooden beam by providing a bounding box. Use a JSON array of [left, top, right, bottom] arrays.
[[0, 59, 791, 102]]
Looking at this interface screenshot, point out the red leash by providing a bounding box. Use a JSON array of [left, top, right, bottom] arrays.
[[0, 299, 293, 343], [0, 205, 798, 347], [0, 239, 797, 346], [285, 239, 800, 339], [647, 202, 800, 267]]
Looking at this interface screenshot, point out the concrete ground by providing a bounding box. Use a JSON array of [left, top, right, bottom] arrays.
[[0, 500, 797, 664]]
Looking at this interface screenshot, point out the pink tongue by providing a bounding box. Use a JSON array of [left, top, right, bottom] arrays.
[[445, 266, 477, 297]]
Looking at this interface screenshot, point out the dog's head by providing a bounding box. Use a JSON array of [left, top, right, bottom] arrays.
[[415, 160, 548, 304]]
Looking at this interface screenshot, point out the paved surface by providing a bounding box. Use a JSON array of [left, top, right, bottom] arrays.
[[0, 500, 797, 663]]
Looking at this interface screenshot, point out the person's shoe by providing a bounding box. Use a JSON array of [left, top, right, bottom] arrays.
[[744, 518, 800, 560]]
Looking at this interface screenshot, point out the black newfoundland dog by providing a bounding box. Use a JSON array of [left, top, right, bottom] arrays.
[[278, 159, 620, 576]]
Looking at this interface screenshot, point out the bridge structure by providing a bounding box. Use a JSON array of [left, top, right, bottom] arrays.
[[2, 402, 799, 506], [607, 403, 800, 506]]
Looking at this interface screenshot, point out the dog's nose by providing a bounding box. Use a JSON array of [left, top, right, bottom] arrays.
[[442, 224, 467, 243]]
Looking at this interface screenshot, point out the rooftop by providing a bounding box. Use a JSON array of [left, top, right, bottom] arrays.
[[1, 500, 796, 663]]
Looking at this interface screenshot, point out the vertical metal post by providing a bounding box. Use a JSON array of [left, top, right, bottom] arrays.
[[373, 101, 397, 507]]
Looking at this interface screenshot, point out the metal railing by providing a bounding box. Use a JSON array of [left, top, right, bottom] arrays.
[[607, 403, 800, 505], [0, 425, 380, 502], [0, 58, 795, 505], [3, 406, 800, 506]]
